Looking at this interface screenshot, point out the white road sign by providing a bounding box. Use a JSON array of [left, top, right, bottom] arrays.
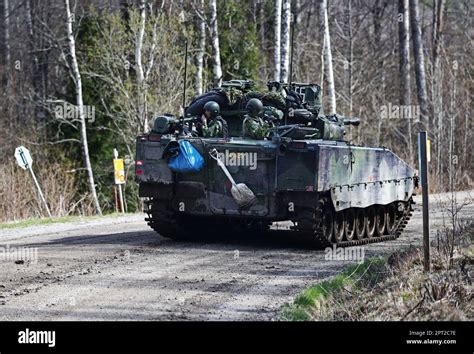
[[15, 146, 33, 170], [13, 145, 51, 217]]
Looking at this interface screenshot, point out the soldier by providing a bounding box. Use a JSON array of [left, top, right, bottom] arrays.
[[196, 101, 229, 138], [242, 98, 272, 139], [262, 105, 284, 121]]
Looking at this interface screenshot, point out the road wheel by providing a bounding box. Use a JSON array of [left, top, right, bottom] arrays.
[[375, 205, 386, 236], [385, 203, 397, 234], [344, 209, 356, 241], [365, 206, 376, 238], [321, 209, 334, 242], [354, 209, 366, 240], [333, 211, 345, 243]]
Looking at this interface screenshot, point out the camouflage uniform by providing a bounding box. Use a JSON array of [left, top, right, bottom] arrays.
[[195, 101, 229, 138], [201, 117, 223, 138], [242, 98, 274, 140], [242, 115, 271, 140]]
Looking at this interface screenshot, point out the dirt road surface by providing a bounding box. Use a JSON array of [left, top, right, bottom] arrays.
[[0, 191, 472, 320]]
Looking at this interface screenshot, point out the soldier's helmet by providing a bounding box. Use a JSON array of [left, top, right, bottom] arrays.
[[203, 101, 220, 118], [246, 98, 263, 116]]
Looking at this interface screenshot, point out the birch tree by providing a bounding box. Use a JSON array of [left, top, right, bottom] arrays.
[[398, 0, 413, 162], [346, 0, 353, 116], [209, 0, 222, 87], [194, 0, 205, 95], [135, 0, 147, 131], [64, 0, 102, 215], [273, 0, 281, 82], [280, 0, 290, 82], [320, 0, 336, 114]]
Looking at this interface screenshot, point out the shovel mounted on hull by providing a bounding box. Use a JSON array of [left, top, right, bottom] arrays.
[[209, 148, 257, 209]]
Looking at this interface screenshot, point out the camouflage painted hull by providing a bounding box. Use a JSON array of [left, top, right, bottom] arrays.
[[136, 135, 416, 247]]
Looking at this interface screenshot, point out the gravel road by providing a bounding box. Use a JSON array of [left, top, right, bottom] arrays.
[[0, 191, 472, 321]]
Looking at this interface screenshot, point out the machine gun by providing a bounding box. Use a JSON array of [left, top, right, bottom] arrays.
[[153, 115, 200, 135]]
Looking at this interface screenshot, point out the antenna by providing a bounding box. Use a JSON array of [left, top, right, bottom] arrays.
[[284, 13, 296, 126], [179, 41, 188, 134], [182, 41, 188, 114], [289, 12, 295, 89]]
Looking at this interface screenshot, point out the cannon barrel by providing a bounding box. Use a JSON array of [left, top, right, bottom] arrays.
[[342, 117, 361, 126]]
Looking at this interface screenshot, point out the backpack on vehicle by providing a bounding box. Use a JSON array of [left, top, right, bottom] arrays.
[[215, 116, 229, 138]]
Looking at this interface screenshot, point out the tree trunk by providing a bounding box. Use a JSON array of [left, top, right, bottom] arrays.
[[2, 0, 9, 74], [273, 0, 281, 82], [209, 0, 222, 87], [135, 0, 147, 132], [1, 0, 10, 129], [258, 0, 267, 76], [372, 0, 387, 145], [398, 0, 413, 163], [195, 0, 205, 95], [293, 0, 301, 73], [280, 0, 291, 82], [258, 0, 265, 49], [304, 0, 314, 39], [409, 0, 428, 127], [448, 67, 456, 188], [320, 0, 336, 114], [64, 0, 102, 216], [347, 0, 353, 116], [398, 0, 411, 106], [26, 0, 47, 127], [432, 0, 445, 186]]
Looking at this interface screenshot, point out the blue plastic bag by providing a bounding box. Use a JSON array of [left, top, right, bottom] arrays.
[[168, 140, 204, 173]]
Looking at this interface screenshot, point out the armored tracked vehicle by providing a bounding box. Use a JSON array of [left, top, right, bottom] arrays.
[[135, 80, 417, 247]]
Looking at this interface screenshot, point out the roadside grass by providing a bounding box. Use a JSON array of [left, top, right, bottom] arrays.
[[280, 257, 385, 321], [0, 212, 125, 229], [280, 222, 473, 321]]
